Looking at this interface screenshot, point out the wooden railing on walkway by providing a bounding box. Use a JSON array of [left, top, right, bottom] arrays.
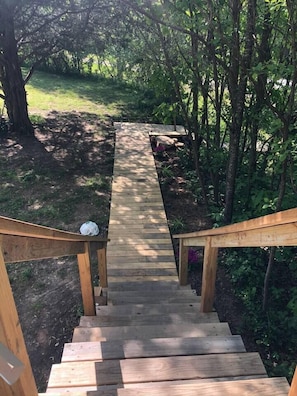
[[174, 207, 297, 396], [174, 207, 297, 313], [0, 215, 108, 396]]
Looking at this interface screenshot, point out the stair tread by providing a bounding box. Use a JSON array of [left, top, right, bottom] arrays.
[[107, 279, 179, 291], [95, 302, 202, 316], [62, 335, 246, 362], [79, 311, 219, 327], [47, 352, 267, 389], [73, 322, 232, 342], [107, 289, 198, 305], [44, 377, 290, 395]]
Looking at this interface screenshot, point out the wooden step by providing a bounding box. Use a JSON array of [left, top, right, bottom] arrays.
[[79, 310, 219, 327], [62, 335, 246, 362], [108, 276, 178, 283], [47, 353, 267, 390], [107, 268, 177, 276], [95, 302, 201, 316], [108, 290, 200, 305], [107, 290, 199, 305], [44, 377, 290, 395], [72, 322, 232, 342]]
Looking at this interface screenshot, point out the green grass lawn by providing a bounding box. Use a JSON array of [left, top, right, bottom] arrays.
[[23, 69, 144, 119]]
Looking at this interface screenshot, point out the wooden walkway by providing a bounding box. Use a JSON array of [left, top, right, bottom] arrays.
[[45, 123, 289, 395]]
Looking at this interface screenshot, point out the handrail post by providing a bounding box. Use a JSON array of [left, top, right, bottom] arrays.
[[289, 365, 297, 396], [200, 237, 218, 313], [97, 244, 108, 288], [77, 242, 95, 316], [0, 247, 38, 396], [179, 239, 189, 286]]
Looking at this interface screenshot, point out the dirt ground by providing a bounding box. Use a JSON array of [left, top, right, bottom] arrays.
[[1, 117, 258, 392]]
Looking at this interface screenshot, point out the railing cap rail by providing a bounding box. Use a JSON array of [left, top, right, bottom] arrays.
[[173, 207, 297, 240], [0, 216, 108, 243]]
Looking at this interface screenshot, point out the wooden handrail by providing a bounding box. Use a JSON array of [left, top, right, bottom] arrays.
[[0, 215, 107, 241], [175, 207, 297, 239], [0, 216, 109, 394], [174, 208, 297, 396], [174, 207, 297, 312]]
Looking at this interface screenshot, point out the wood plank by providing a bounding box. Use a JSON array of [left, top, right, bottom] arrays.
[[107, 250, 174, 257], [47, 353, 266, 388], [106, 262, 177, 270], [108, 279, 184, 292], [107, 268, 177, 277], [108, 275, 178, 282], [45, 377, 289, 395], [108, 239, 172, 245], [108, 288, 201, 305], [107, 256, 175, 264], [77, 243, 96, 316], [95, 303, 201, 316], [175, 207, 297, 238], [62, 335, 245, 362], [106, 296, 198, 305], [79, 311, 219, 327], [107, 244, 173, 251], [72, 323, 231, 342], [0, 248, 38, 396]]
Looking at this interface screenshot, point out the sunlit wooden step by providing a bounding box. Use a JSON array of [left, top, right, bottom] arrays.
[[44, 377, 290, 395], [72, 322, 232, 342], [106, 289, 198, 305], [79, 310, 219, 327], [62, 335, 246, 362], [47, 353, 266, 390]]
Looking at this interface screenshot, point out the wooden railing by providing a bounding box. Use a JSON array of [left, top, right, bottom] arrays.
[[174, 207, 297, 312], [174, 207, 297, 396], [0, 215, 108, 396]]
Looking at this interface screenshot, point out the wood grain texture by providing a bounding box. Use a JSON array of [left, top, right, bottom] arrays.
[[47, 353, 266, 388], [0, 248, 38, 396], [46, 377, 289, 395], [79, 311, 219, 327], [62, 335, 245, 362], [72, 323, 231, 342]]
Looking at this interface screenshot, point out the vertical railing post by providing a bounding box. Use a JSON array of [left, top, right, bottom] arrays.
[[77, 242, 95, 316], [200, 237, 218, 313], [0, 247, 38, 396], [179, 238, 189, 286], [97, 244, 107, 288], [289, 365, 297, 396]]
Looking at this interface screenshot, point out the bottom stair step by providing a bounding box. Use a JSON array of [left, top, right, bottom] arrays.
[[47, 352, 266, 389], [62, 335, 246, 362], [45, 376, 289, 395]]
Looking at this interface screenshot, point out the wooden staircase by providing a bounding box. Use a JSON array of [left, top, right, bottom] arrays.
[[45, 123, 289, 395]]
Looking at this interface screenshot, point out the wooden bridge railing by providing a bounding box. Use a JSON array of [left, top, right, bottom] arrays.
[[0, 215, 108, 396], [174, 207, 297, 395]]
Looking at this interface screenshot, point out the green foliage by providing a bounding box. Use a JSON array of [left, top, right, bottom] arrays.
[[169, 217, 186, 234], [222, 247, 297, 381]]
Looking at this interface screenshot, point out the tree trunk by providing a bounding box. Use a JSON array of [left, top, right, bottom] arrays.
[[0, 2, 34, 135], [223, 0, 256, 223]]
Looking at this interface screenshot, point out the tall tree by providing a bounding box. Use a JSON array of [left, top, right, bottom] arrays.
[[0, 0, 112, 135]]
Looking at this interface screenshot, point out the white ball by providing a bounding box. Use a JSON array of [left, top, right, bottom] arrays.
[[80, 221, 99, 236]]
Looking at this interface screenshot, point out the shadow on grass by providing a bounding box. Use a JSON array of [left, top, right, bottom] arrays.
[[26, 69, 156, 121], [0, 111, 114, 232]]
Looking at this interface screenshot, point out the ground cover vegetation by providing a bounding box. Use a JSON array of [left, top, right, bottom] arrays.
[[1, 0, 297, 387]]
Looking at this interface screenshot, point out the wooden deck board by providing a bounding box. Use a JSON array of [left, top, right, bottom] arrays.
[[62, 335, 245, 362], [95, 303, 202, 316], [45, 377, 289, 395], [72, 323, 231, 342], [45, 123, 289, 395], [79, 311, 220, 327], [47, 353, 266, 388]]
